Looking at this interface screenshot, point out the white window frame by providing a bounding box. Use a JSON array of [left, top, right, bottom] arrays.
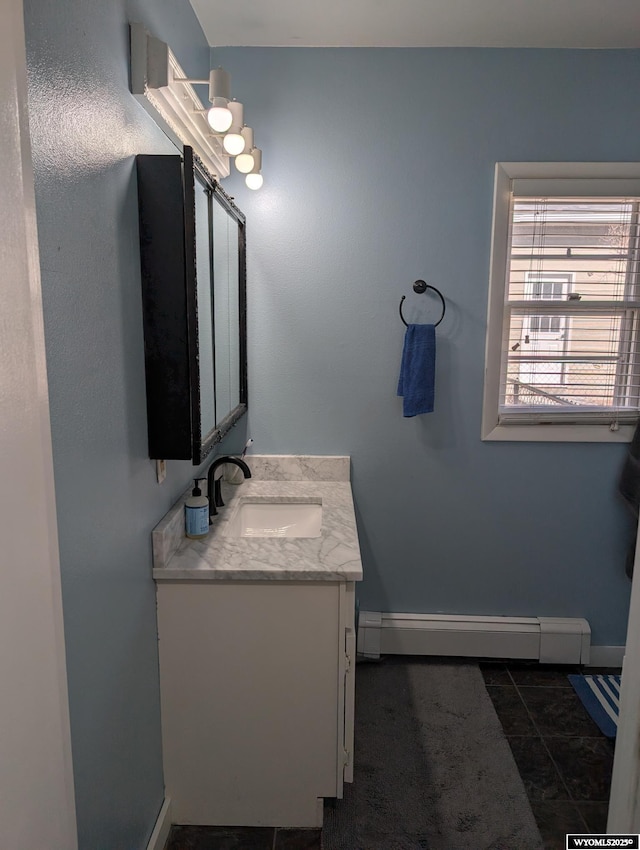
[[482, 162, 640, 443]]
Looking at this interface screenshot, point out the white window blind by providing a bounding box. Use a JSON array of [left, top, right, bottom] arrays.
[[499, 195, 640, 426]]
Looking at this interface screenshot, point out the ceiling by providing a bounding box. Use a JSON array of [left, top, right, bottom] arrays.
[[189, 0, 640, 48]]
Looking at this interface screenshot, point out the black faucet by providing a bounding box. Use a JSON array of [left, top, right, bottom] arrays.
[[206, 455, 252, 522]]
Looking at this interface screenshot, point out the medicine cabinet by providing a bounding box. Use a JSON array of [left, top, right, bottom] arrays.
[[136, 146, 247, 464]]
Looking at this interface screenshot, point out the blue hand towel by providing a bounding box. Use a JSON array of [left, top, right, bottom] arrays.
[[397, 323, 436, 417]]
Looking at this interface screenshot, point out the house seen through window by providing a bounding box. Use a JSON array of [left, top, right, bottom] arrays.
[[505, 199, 640, 416], [483, 164, 640, 442]]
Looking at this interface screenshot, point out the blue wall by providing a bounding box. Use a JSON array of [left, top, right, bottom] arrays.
[[215, 47, 640, 646], [22, 2, 241, 848]]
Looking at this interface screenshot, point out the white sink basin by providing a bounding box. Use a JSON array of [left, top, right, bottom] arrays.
[[225, 499, 322, 538]]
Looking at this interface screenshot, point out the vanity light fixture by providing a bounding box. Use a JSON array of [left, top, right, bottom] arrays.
[[245, 149, 263, 190], [235, 127, 256, 174], [130, 23, 228, 177], [129, 23, 265, 188]]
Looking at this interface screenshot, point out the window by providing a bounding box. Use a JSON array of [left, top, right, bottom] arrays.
[[482, 163, 640, 442]]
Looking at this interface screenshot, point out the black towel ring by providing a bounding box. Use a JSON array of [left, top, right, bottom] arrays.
[[399, 280, 446, 328]]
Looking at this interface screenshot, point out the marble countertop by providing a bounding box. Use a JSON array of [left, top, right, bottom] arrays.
[[152, 455, 363, 583]]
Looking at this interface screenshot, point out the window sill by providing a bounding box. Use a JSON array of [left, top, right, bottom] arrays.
[[481, 422, 636, 443]]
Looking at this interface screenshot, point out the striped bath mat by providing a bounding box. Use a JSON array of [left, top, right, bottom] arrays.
[[568, 674, 621, 738]]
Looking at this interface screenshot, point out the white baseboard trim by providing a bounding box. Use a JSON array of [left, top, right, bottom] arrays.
[[358, 611, 592, 664], [586, 646, 625, 668], [146, 798, 172, 850]]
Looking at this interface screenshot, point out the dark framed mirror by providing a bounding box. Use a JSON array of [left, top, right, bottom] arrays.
[[136, 146, 247, 464]]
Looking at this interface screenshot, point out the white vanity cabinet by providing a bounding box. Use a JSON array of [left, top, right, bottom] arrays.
[[156, 578, 356, 828]]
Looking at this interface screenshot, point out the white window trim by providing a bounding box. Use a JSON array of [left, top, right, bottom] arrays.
[[482, 162, 640, 443]]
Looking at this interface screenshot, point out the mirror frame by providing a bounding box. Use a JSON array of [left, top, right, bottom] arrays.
[[136, 145, 247, 464]]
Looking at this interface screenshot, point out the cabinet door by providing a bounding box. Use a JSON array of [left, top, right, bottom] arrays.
[[135, 148, 247, 463], [335, 582, 356, 794], [343, 624, 356, 784], [157, 580, 341, 827]]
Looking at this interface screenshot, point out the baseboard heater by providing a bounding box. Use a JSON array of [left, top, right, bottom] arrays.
[[357, 612, 591, 665]]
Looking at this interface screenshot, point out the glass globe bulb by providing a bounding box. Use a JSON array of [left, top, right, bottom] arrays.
[[246, 173, 263, 190], [235, 152, 255, 174], [223, 132, 245, 156], [207, 105, 233, 133]]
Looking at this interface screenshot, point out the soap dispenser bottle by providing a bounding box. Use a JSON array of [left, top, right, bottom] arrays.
[[185, 478, 209, 539]]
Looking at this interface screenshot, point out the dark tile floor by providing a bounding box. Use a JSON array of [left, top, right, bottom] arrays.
[[166, 825, 321, 850], [480, 661, 618, 850], [166, 661, 618, 850]]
